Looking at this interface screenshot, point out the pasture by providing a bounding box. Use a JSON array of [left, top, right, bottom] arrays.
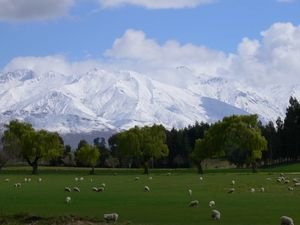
[[0, 167, 299, 225]]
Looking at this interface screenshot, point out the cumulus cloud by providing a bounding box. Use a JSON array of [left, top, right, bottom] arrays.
[[99, 0, 215, 9], [228, 22, 300, 86], [105, 29, 229, 76], [3, 23, 300, 88], [3, 55, 101, 75], [0, 0, 75, 21]]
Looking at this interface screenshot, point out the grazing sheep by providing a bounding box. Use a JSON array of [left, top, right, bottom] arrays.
[[280, 216, 294, 225], [64, 187, 72, 192], [288, 187, 294, 191], [97, 187, 105, 192], [104, 213, 119, 223], [24, 178, 28, 182], [92, 187, 98, 192], [73, 187, 80, 192], [250, 188, 255, 193], [260, 187, 265, 192], [5, 178, 10, 182], [65, 196, 71, 204], [101, 183, 106, 187], [284, 180, 290, 184], [266, 177, 272, 181], [228, 188, 235, 193], [199, 177, 203, 181], [135, 177, 140, 181], [292, 178, 298, 183], [27, 178, 31, 182], [144, 186, 150, 192], [189, 200, 199, 207], [75, 177, 79, 182], [188, 189, 192, 196], [211, 210, 221, 220], [209, 200, 215, 208], [38, 178, 42, 182], [14, 183, 21, 188], [280, 173, 285, 177], [231, 180, 235, 185], [294, 183, 300, 187], [80, 177, 84, 181], [148, 176, 153, 180]]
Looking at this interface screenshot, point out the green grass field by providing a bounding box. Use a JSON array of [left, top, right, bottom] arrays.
[[0, 166, 300, 225]]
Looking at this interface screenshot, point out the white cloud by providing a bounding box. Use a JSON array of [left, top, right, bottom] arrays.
[[99, 0, 215, 9], [105, 29, 229, 76], [3, 23, 300, 88], [0, 0, 75, 21]]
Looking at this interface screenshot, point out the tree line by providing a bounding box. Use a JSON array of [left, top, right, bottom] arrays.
[[0, 96, 299, 174]]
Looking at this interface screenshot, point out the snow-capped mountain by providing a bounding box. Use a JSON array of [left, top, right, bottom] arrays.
[[0, 68, 296, 133]]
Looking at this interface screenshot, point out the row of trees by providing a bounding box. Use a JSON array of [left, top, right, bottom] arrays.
[[1, 97, 299, 174]]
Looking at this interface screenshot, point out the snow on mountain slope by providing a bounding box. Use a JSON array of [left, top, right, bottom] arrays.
[[0, 68, 296, 133]]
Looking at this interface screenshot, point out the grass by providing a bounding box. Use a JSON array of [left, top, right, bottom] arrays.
[[0, 165, 300, 225]]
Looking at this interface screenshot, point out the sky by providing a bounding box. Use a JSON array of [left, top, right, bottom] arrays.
[[1, 0, 300, 87]]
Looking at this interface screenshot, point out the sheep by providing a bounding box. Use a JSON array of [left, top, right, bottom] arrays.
[[144, 186, 150, 192], [266, 177, 272, 181], [65, 196, 71, 204], [189, 200, 199, 207], [38, 178, 42, 182], [148, 176, 153, 180], [188, 189, 192, 196], [280, 216, 294, 225], [288, 187, 294, 191], [228, 188, 235, 194], [74, 177, 79, 182], [80, 177, 84, 181], [199, 176, 203, 181], [24, 178, 28, 183], [292, 178, 298, 183], [92, 187, 98, 192], [73, 187, 80, 192], [64, 187, 72, 192], [211, 209, 221, 220], [294, 183, 300, 187], [5, 178, 10, 182], [104, 213, 119, 223], [260, 187, 265, 192], [135, 177, 140, 181], [27, 178, 31, 182], [209, 200, 215, 208], [101, 183, 106, 187], [97, 187, 105, 192], [231, 180, 235, 185], [250, 188, 255, 193], [284, 180, 290, 184], [14, 183, 21, 188]]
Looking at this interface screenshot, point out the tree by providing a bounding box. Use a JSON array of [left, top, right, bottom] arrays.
[[115, 125, 169, 174], [76, 144, 100, 174], [191, 115, 267, 173], [3, 120, 64, 174]]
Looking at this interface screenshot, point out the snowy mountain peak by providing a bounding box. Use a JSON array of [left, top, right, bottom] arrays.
[[0, 68, 296, 133]]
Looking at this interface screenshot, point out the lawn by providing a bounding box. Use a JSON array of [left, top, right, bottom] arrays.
[[0, 166, 299, 225]]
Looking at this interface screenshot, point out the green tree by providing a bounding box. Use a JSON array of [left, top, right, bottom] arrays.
[[115, 125, 169, 174], [76, 144, 100, 174], [3, 120, 64, 174], [191, 115, 267, 173]]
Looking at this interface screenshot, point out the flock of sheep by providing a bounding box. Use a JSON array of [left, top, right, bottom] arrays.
[[3, 172, 299, 224]]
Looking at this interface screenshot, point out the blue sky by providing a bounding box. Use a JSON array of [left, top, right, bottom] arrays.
[[1, 0, 300, 86]]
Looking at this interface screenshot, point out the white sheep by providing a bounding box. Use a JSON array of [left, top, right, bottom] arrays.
[[211, 209, 221, 220], [209, 200, 215, 208], [231, 180, 235, 185], [97, 187, 105, 192], [135, 177, 140, 181], [104, 213, 119, 223], [73, 187, 80, 192], [80, 177, 84, 181], [260, 187, 265, 192], [288, 187, 294, 191], [27, 178, 31, 182], [65, 196, 71, 204], [101, 183, 106, 187], [38, 178, 42, 182], [280, 216, 294, 225], [199, 176, 203, 181], [148, 176, 153, 180], [5, 178, 10, 182], [75, 177, 79, 182], [92, 187, 98, 192], [64, 187, 71, 192], [188, 189, 192, 196], [294, 183, 300, 187], [228, 187, 235, 193], [284, 180, 290, 184], [250, 188, 255, 193], [292, 178, 298, 183], [14, 183, 21, 188], [24, 178, 28, 182], [189, 200, 199, 207], [144, 186, 150, 192]]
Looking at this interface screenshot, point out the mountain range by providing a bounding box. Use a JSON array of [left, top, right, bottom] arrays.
[[0, 68, 299, 135]]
